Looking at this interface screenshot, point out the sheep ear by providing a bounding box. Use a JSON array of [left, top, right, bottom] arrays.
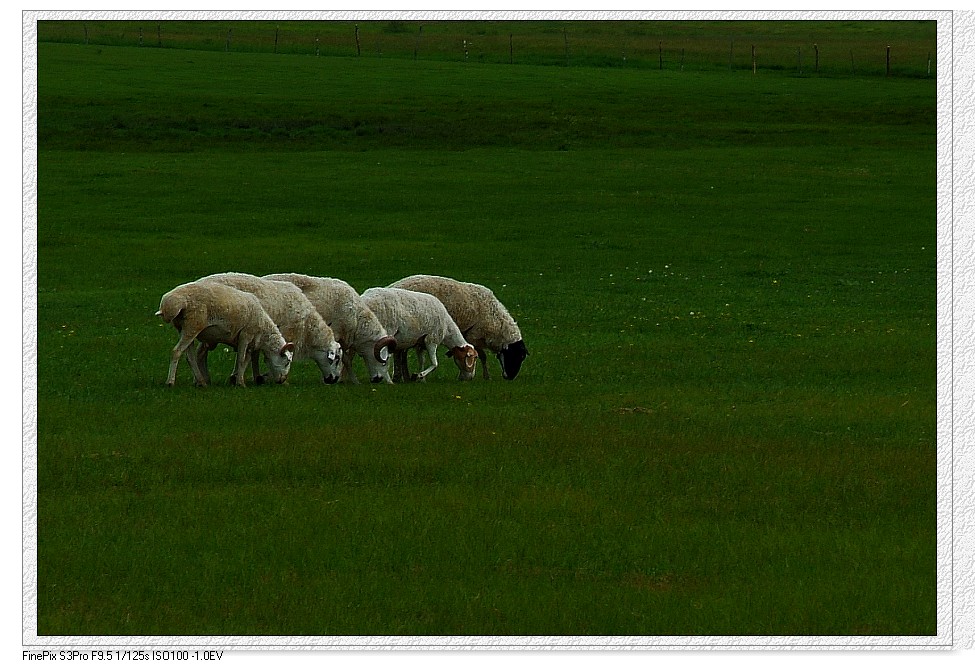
[[281, 342, 296, 355]]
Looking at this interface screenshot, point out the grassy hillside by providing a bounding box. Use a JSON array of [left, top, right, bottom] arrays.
[[34, 22, 937, 638]]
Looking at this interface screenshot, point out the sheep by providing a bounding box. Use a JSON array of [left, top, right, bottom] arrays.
[[195, 272, 342, 385], [156, 281, 295, 387], [386, 274, 528, 380], [359, 287, 478, 382], [262, 273, 397, 384]]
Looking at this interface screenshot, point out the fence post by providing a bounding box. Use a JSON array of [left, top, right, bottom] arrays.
[[274, 27, 279, 54], [414, 24, 422, 60], [354, 24, 361, 57], [659, 41, 663, 70], [139, 27, 144, 47], [315, 34, 320, 56], [157, 24, 162, 47], [886, 45, 891, 77], [680, 47, 685, 71], [927, 52, 932, 76], [850, 49, 855, 76], [797, 46, 802, 74], [509, 33, 513, 64], [752, 44, 756, 74], [729, 38, 734, 70], [814, 43, 819, 73], [226, 28, 232, 52], [83, 23, 89, 45], [563, 28, 569, 66]]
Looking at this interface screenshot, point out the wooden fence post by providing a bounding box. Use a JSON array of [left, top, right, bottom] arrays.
[[680, 47, 685, 71], [157, 24, 162, 47], [797, 46, 802, 74], [751, 44, 756, 74], [850, 49, 855, 76], [83, 23, 89, 45], [886, 45, 891, 77], [414, 24, 422, 60], [274, 27, 279, 54], [814, 43, 819, 73], [315, 34, 320, 56], [354, 24, 361, 57], [225, 28, 232, 52], [658, 41, 663, 70], [139, 27, 144, 47]]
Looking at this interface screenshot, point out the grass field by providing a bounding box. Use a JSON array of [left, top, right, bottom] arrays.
[[37, 18, 937, 77], [33, 19, 937, 638]]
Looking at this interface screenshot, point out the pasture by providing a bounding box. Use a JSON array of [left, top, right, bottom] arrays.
[[34, 19, 937, 638]]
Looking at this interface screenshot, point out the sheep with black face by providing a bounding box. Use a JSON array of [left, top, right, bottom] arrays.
[[387, 275, 528, 380]]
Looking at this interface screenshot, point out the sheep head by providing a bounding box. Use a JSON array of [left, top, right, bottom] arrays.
[[267, 342, 296, 384], [447, 344, 478, 381], [317, 343, 343, 384], [498, 339, 528, 380]]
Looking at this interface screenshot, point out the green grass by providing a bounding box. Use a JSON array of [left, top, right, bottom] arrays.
[[34, 23, 937, 639], [37, 18, 938, 77]]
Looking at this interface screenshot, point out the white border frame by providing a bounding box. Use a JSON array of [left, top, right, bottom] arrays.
[[19, 7, 968, 653]]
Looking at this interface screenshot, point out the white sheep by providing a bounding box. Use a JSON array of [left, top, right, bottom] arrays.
[[387, 274, 528, 380], [263, 273, 397, 384], [196, 272, 342, 384], [156, 281, 295, 387], [359, 287, 478, 382]]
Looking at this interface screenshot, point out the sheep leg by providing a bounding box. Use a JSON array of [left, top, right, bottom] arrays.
[[251, 352, 268, 385], [414, 340, 439, 381], [232, 335, 254, 387], [168, 333, 206, 387], [195, 342, 215, 386], [341, 351, 360, 384], [393, 349, 411, 383], [477, 347, 492, 380], [412, 347, 425, 381], [184, 341, 210, 387]]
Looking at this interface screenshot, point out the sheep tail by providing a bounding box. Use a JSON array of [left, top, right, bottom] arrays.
[[156, 294, 186, 325]]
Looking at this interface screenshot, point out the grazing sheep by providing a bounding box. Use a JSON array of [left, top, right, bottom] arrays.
[[360, 287, 478, 382], [196, 272, 342, 384], [387, 275, 528, 380], [156, 281, 294, 387], [263, 273, 397, 384]]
